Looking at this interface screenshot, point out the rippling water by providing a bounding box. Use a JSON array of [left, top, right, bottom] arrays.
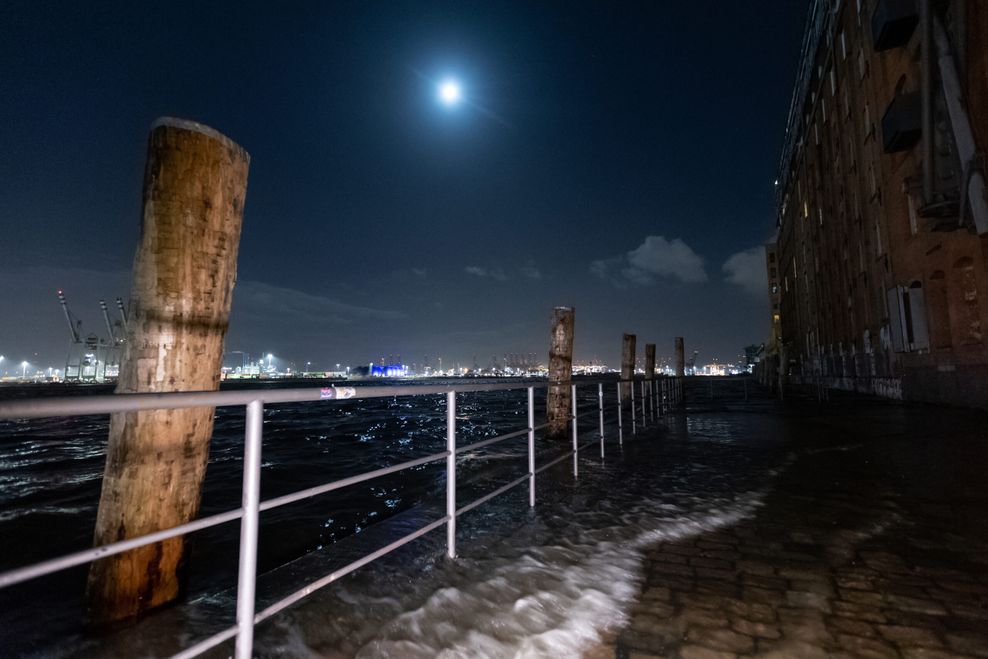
[[0, 379, 789, 658]]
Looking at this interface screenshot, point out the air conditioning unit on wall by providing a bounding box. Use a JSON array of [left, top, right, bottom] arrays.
[[881, 92, 921, 153], [872, 0, 919, 51]]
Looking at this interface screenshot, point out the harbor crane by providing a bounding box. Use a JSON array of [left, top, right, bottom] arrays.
[[55, 290, 125, 382]]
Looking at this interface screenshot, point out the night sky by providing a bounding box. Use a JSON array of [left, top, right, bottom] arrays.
[[1, 1, 808, 373]]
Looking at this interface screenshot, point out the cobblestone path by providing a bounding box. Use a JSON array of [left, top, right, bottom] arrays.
[[595, 385, 988, 658]]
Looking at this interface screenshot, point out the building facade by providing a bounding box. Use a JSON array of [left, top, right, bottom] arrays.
[[773, 0, 988, 407]]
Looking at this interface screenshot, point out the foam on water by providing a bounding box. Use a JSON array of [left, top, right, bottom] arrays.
[[249, 468, 774, 659], [364, 500, 762, 658]]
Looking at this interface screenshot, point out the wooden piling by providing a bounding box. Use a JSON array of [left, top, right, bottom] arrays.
[[546, 307, 575, 440], [620, 333, 636, 404], [644, 343, 656, 379], [86, 118, 250, 624], [674, 337, 685, 377]]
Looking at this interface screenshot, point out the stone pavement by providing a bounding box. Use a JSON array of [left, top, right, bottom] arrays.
[[592, 387, 988, 658]]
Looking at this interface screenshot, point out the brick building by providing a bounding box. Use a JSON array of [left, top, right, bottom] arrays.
[[772, 0, 988, 407]]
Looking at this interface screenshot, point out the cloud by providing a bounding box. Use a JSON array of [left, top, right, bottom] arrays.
[[233, 280, 406, 326], [722, 247, 768, 296], [464, 266, 508, 281], [591, 236, 707, 286], [411, 268, 427, 278], [520, 265, 542, 280]]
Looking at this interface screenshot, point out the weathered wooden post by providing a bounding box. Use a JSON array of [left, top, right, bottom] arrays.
[[620, 333, 635, 404], [86, 118, 250, 624], [674, 336, 685, 377], [546, 307, 575, 440]]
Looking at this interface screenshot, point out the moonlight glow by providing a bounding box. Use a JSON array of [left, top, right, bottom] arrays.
[[438, 79, 462, 106]]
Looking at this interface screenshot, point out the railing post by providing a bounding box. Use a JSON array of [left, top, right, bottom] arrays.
[[571, 384, 578, 476], [644, 343, 656, 423], [640, 381, 646, 427], [598, 382, 605, 458], [527, 386, 535, 507], [446, 391, 456, 559], [235, 400, 264, 659], [616, 382, 623, 444], [630, 378, 637, 434]]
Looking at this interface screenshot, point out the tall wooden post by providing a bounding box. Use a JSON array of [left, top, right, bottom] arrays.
[[546, 306, 575, 440], [620, 333, 636, 404], [675, 337, 685, 377], [86, 118, 250, 624], [644, 343, 656, 379]]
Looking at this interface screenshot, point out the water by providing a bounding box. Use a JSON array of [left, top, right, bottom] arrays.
[[0, 379, 789, 658]]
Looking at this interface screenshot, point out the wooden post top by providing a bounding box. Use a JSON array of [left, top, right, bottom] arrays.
[[150, 116, 250, 163]]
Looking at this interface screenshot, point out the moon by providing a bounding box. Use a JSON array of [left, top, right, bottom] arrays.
[[438, 79, 462, 106]]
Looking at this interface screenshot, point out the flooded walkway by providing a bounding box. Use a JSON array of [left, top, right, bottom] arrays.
[[597, 380, 988, 659]]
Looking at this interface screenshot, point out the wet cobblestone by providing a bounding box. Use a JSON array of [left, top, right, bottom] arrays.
[[596, 386, 988, 659]]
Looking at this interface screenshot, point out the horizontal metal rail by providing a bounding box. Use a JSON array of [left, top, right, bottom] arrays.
[[533, 449, 575, 475], [171, 624, 239, 659], [0, 507, 245, 589], [0, 377, 674, 420], [0, 452, 452, 590], [455, 472, 532, 517], [457, 428, 529, 454], [252, 516, 450, 625], [259, 451, 449, 513], [173, 516, 451, 659]]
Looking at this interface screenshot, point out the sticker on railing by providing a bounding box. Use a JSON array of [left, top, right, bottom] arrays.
[[321, 387, 356, 400]]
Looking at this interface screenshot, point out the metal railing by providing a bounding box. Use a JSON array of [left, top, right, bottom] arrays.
[[0, 376, 684, 658]]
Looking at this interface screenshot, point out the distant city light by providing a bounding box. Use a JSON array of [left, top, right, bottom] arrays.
[[438, 79, 462, 106]]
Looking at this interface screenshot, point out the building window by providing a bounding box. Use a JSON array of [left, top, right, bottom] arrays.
[[907, 193, 918, 236], [954, 257, 983, 345], [887, 283, 931, 352], [905, 282, 930, 350], [840, 30, 848, 60]]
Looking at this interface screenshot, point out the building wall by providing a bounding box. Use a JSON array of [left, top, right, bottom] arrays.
[[774, 0, 988, 407]]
